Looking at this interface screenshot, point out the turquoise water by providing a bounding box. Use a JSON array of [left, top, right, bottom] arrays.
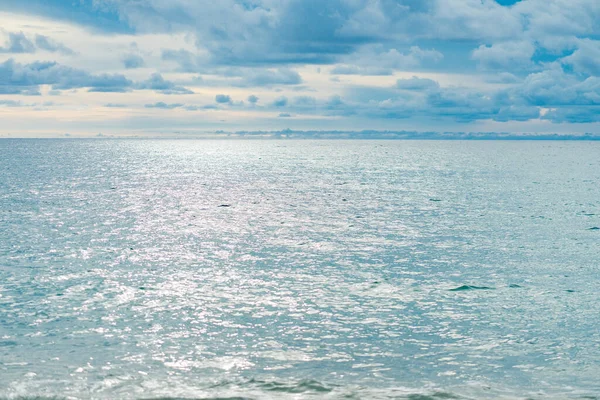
[[0, 139, 599, 399]]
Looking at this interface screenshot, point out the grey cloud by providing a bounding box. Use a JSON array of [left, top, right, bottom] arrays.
[[272, 96, 288, 107], [34, 34, 75, 55], [330, 65, 393, 76], [514, 0, 600, 39], [135, 73, 194, 94], [3, 0, 600, 127], [471, 41, 535, 71], [0, 32, 35, 53], [338, 67, 599, 123], [0, 87, 41, 95], [123, 53, 145, 69], [514, 69, 600, 106], [162, 50, 304, 87], [0, 31, 74, 55], [85, 74, 134, 92], [326, 95, 345, 109], [0, 58, 133, 94], [560, 39, 600, 76], [145, 102, 184, 109], [12, 0, 600, 74], [161, 49, 205, 72], [485, 72, 521, 84], [293, 96, 317, 108], [541, 107, 600, 123], [0, 99, 59, 108], [0, 59, 197, 95], [238, 68, 302, 87], [215, 94, 231, 103], [494, 105, 541, 122], [396, 77, 440, 91], [0, 99, 23, 107], [333, 45, 444, 74], [184, 104, 218, 111], [102, 0, 440, 66]]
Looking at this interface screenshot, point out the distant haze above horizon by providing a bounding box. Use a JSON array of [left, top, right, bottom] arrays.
[[0, 0, 599, 137]]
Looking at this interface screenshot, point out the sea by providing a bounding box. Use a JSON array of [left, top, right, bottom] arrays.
[[0, 139, 599, 400]]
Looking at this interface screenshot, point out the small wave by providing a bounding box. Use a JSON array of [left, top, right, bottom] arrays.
[[449, 285, 494, 291], [250, 379, 333, 394], [406, 392, 461, 400], [0, 397, 66, 400], [144, 398, 250, 400]]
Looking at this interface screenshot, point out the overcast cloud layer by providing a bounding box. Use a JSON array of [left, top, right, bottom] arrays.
[[0, 0, 599, 136]]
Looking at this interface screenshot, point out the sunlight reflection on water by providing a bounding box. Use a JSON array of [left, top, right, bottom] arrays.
[[0, 139, 599, 399]]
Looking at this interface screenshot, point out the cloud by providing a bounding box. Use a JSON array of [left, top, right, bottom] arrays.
[[161, 49, 206, 72], [332, 46, 444, 75], [1, 0, 133, 33], [396, 77, 440, 91], [272, 96, 288, 107], [162, 50, 303, 86], [8, 0, 598, 69], [88, 0, 378, 65], [514, 0, 600, 39], [541, 106, 600, 123], [293, 96, 317, 107], [337, 65, 600, 123], [3, 0, 600, 131], [215, 94, 231, 103], [0, 32, 35, 53], [122, 53, 145, 69], [493, 105, 541, 122], [0, 99, 56, 108], [0, 99, 23, 107], [0, 31, 74, 55], [560, 39, 600, 76], [472, 41, 535, 71], [135, 73, 193, 94], [184, 104, 218, 111], [0, 60, 192, 95], [514, 68, 600, 106], [0, 58, 133, 94], [330, 65, 393, 76], [237, 68, 302, 87], [34, 34, 75, 55], [322, 95, 356, 116], [485, 72, 520, 84], [391, 46, 445, 68], [145, 102, 184, 109]]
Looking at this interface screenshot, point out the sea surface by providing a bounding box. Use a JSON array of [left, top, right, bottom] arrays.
[[0, 139, 599, 400]]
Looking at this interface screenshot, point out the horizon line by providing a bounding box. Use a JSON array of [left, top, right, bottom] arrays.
[[1, 130, 600, 141]]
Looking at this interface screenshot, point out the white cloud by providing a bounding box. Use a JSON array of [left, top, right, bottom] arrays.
[[472, 41, 536, 71]]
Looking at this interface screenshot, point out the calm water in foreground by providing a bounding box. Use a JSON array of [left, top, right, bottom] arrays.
[[0, 139, 599, 400]]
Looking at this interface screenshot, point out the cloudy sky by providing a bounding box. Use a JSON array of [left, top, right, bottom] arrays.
[[0, 0, 599, 137]]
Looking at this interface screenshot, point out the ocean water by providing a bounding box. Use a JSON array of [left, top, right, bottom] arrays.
[[0, 139, 599, 400]]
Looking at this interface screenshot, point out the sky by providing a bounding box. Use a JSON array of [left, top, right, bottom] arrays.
[[0, 0, 599, 137]]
